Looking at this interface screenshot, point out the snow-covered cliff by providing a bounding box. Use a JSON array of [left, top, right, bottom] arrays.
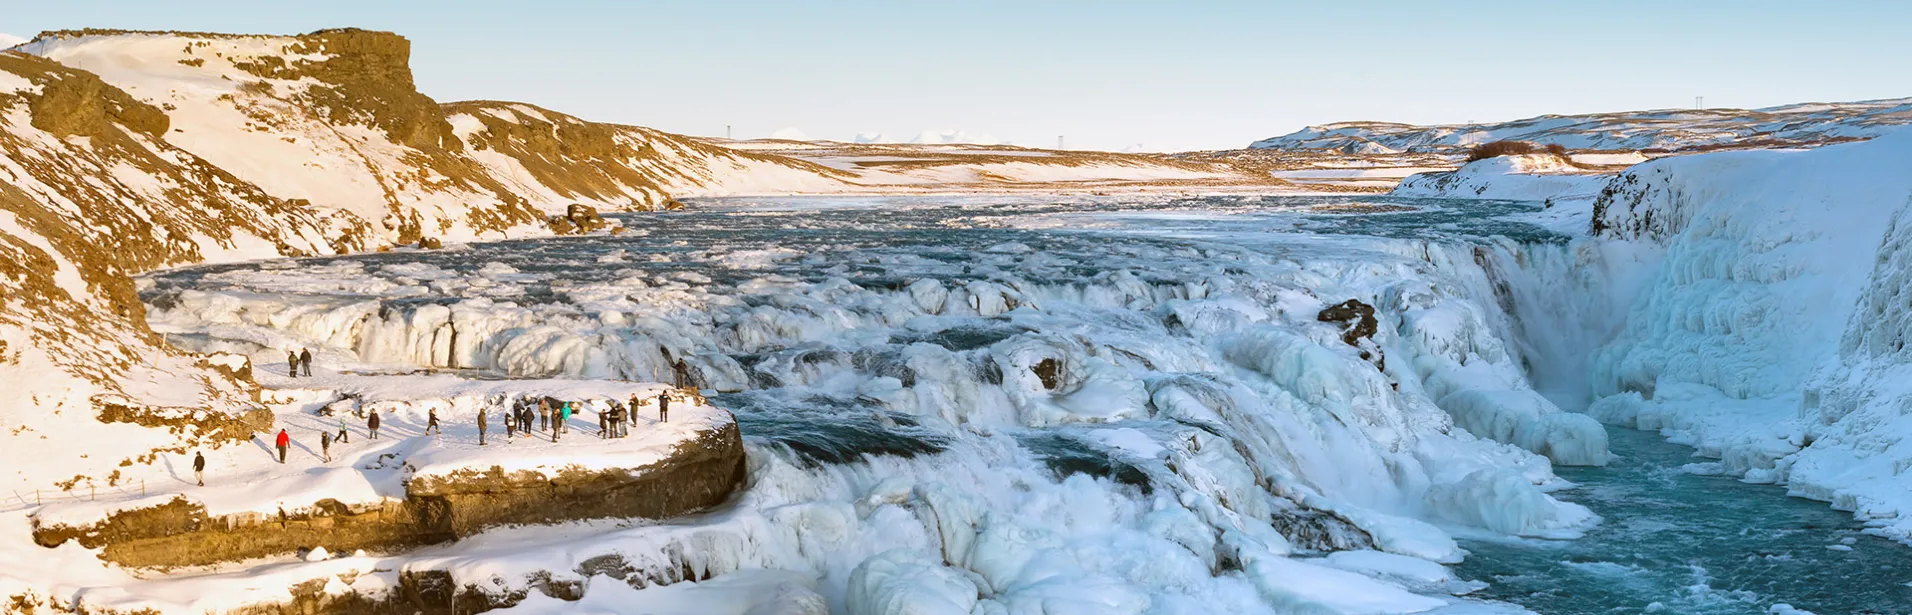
[[0, 49, 328, 497], [1583, 128, 1912, 541]]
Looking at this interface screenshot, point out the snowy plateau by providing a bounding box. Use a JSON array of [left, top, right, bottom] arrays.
[[3, 26, 1912, 615]]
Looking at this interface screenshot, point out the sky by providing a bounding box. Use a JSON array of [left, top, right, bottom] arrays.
[[5, 0, 1910, 152]]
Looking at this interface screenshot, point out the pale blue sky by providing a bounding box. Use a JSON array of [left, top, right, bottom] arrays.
[[6, 0, 1909, 151]]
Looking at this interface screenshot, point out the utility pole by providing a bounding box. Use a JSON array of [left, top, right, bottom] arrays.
[[1057, 135, 1065, 150], [726, 125, 732, 140], [1695, 96, 1704, 110]]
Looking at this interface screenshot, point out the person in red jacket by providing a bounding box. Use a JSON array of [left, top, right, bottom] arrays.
[[274, 429, 290, 464]]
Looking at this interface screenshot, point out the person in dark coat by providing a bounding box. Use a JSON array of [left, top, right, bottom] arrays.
[[368, 410, 382, 440], [320, 431, 332, 463], [522, 402, 534, 434], [425, 408, 441, 436], [287, 350, 299, 378], [505, 403, 516, 439], [478, 408, 489, 446], [658, 391, 671, 423], [193, 451, 205, 486], [275, 429, 290, 464], [673, 358, 691, 389], [597, 404, 608, 439], [299, 348, 313, 377]]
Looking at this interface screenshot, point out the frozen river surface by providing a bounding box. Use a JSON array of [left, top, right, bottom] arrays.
[[140, 195, 1912, 614]]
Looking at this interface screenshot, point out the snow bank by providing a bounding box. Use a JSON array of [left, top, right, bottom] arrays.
[[1391, 154, 1612, 204]]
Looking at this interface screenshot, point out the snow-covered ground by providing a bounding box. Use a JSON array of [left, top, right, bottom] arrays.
[[26, 373, 722, 528], [28, 193, 1614, 614]]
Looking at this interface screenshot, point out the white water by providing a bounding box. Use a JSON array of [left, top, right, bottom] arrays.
[[139, 194, 1619, 614]]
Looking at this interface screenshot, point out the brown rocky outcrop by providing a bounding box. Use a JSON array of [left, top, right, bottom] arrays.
[[1317, 299, 1385, 371], [548, 203, 610, 235]]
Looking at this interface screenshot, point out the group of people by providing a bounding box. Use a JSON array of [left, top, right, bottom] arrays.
[[213, 390, 688, 484], [285, 348, 315, 378], [597, 391, 674, 438]]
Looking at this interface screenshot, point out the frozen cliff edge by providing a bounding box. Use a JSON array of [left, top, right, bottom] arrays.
[[1585, 127, 1912, 542]]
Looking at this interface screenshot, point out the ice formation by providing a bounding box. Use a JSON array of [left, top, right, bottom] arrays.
[[67, 194, 1612, 612], [1586, 128, 1912, 542]]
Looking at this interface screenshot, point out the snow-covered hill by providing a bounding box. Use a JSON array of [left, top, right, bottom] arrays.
[[1252, 98, 1912, 153], [17, 30, 863, 251], [1391, 153, 1609, 203], [0, 49, 333, 499]]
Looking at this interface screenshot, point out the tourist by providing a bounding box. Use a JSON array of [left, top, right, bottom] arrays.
[[320, 431, 332, 463], [658, 391, 670, 423], [287, 350, 299, 378], [275, 429, 290, 464], [425, 408, 441, 435], [368, 409, 381, 440], [193, 451, 205, 486], [539, 398, 551, 432], [337, 413, 350, 444], [478, 408, 489, 446], [299, 347, 313, 377]]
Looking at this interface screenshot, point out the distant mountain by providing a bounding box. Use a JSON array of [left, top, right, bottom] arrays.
[[1250, 98, 1912, 153]]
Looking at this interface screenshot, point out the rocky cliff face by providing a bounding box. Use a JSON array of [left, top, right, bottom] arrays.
[[445, 100, 852, 208]]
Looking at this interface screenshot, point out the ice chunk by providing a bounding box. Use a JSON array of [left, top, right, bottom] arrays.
[[1439, 389, 1609, 466], [1425, 469, 1596, 538], [1245, 554, 1446, 614], [845, 550, 980, 615]]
